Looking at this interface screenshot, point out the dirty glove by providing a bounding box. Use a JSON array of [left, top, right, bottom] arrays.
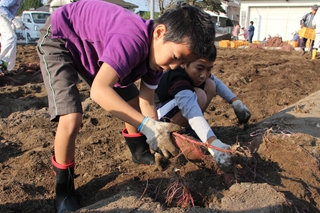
[[232, 100, 251, 124], [207, 139, 232, 168], [12, 18, 26, 30], [139, 116, 182, 158]]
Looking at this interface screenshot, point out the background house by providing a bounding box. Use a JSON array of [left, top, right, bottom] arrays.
[[240, 0, 319, 41], [204, 0, 240, 27], [222, 0, 240, 24]]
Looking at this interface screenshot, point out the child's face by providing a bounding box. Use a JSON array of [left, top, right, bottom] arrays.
[[149, 24, 197, 71], [183, 59, 214, 87]]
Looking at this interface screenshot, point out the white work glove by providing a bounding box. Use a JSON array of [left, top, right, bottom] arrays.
[[12, 18, 26, 30], [232, 100, 251, 124], [208, 139, 232, 168], [139, 116, 182, 158]]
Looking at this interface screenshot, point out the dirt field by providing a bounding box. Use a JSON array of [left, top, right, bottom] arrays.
[[0, 44, 320, 213]]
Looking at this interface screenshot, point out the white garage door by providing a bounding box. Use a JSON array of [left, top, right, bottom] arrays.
[[249, 7, 310, 41]]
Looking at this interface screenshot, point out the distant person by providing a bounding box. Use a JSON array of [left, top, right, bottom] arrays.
[[300, 4, 318, 54], [291, 31, 299, 41], [232, 23, 240, 40], [36, 1, 216, 212], [290, 31, 300, 47], [312, 6, 320, 59], [248, 21, 255, 43], [0, 0, 26, 73], [239, 26, 249, 41], [155, 45, 251, 169]]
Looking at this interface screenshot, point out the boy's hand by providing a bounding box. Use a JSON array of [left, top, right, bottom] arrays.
[[208, 139, 232, 168], [139, 117, 182, 158], [232, 100, 251, 124]]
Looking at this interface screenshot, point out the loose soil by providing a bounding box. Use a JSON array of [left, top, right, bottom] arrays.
[[0, 44, 320, 213]]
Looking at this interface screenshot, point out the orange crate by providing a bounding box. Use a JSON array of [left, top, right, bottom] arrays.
[[289, 41, 298, 48], [219, 40, 230, 47], [298, 27, 315, 40], [230, 41, 238, 48]]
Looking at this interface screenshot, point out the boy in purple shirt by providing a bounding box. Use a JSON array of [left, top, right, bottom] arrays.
[[37, 0, 216, 212]]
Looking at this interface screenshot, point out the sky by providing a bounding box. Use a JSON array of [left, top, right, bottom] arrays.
[[127, 0, 160, 12]]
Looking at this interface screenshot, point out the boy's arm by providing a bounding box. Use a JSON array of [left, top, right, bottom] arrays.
[[209, 74, 251, 124], [91, 63, 145, 127], [175, 90, 231, 168], [139, 80, 158, 119], [175, 90, 215, 143], [91, 63, 181, 158], [210, 75, 236, 103]]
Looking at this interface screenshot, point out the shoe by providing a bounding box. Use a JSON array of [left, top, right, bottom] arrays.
[[122, 129, 155, 165], [52, 156, 80, 213]]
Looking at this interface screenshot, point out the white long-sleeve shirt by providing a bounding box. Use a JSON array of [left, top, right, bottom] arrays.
[[312, 11, 320, 33]]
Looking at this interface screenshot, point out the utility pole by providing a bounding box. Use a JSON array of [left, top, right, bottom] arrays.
[[150, 0, 154, 19]]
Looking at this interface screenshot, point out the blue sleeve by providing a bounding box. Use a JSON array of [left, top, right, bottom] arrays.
[[175, 90, 216, 142], [209, 74, 236, 103], [0, 0, 20, 20]]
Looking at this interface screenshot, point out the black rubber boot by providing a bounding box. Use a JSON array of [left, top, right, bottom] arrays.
[[122, 128, 155, 165], [52, 156, 80, 213]]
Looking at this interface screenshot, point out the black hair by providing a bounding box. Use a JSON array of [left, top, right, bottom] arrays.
[[204, 43, 217, 61], [250, 21, 254, 24], [185, 43, 217, 67], [154, 1, 216, 59]]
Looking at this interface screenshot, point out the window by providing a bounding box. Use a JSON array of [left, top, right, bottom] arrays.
[[31, 13, 51, 24], [23, 14, 32, 23]]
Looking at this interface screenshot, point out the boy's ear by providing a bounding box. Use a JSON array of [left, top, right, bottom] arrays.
[[153, 24, 167, 40]]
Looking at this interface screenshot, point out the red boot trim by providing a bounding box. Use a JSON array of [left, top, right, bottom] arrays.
[[52, 156, 75, 170], [122, 128, 144, 138]]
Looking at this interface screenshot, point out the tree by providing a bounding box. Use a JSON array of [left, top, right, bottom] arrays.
[[186, 0, 225, 14], [17, 0, 43, 15], [140, 11, 160, 19], [158, 0, 176, 14], [155, 0, 225, 15]]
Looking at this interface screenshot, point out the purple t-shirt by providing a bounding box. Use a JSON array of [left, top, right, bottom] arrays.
[[51, 0, 162, 88]]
